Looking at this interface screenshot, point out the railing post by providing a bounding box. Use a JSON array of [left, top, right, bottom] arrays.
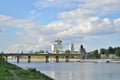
[[28, 56, 31, 63], [17, 56, 20, 63], [45, 56, 49, 63], [5, 56, 8, 61], [65, 56, 69, 62], [56, 56, 59, 62]]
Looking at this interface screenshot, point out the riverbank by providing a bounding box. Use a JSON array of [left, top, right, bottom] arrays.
[[9, 58, 120, 63], [0, 58, 54, 80]]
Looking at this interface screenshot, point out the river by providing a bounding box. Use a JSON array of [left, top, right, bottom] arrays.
[[8, 60, 120, 80]]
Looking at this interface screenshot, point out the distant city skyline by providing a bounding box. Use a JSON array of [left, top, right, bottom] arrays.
[[0, 0, 120, 52]]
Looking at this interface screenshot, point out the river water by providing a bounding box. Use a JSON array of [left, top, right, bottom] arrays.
[[8, 60, 120, 80]]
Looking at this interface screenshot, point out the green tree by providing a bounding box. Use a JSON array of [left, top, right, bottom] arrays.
[[0, 52, 4, 58], [35, 50, 44, 54], [65, 50, 70, 54], [115, 47, 120, 57], [105, 49, 109, 56], [39, 50, 44, 53], [92, 50, 100, 59], [45, 50, 48, 53], [108, 47, 114, 54], [100, 48, 105, 54]]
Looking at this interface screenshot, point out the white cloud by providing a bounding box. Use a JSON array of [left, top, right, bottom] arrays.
[[0, 15, 11, 21], [34, 0, 80, 8], [29, 10, 40, 20], [0, 15, 41, 35], [114, 18, 120, 26], [34, 0, 120, 15], [5, 44, 31, 53], [114, 18, 120, 32], [80, 0, 120, 11], [0, 15, 45, 52], [58, 9, 96, 19], [57, 9, 118, 36]]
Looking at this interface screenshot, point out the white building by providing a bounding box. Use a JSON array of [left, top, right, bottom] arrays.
[[51, 44, 55, 52], [51, 38, 62, 52]]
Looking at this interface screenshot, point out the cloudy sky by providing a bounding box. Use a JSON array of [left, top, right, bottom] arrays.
[[0, 0, 120, 53]]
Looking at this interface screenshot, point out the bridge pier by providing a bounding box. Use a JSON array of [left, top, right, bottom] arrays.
[[56, 56, 59, 62], [65, 56, 69, 62], [5, 56, 8, 61], [28, 56, 31, 63], [45, 56, 49, 63], [17, 56, 20, 63]]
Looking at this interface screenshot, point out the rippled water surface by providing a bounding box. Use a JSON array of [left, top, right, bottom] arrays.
[[9, 60, 120, 80]]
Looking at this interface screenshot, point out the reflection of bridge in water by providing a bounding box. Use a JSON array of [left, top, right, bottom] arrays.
[[1, 53, 84, 63]]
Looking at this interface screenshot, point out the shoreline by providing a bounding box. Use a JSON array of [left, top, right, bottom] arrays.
[[8, 58, 120, 63]]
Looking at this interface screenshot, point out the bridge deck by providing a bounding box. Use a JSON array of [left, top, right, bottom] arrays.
[[1, 53, 83, 56]]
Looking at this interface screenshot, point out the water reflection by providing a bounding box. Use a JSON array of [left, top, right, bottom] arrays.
[[8, 60, 120, 80]]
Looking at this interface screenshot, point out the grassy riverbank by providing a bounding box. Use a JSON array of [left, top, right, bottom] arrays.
[[0, 58, 54, 80]]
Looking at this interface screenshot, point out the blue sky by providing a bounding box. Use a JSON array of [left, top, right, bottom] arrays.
[[0, 0, 120, 53]]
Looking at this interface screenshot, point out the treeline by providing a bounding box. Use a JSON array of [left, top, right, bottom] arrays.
[[34, 50, 71, 54], [90, 47, 120, 59], [35, 50, 48, 54]]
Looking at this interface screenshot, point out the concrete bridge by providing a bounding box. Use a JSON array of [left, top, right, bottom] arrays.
[[0, 53, 84, 63]]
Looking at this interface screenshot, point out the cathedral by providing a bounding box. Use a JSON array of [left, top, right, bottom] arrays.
[[51, 38, 86, 54], [51, 38, 62, 52]]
